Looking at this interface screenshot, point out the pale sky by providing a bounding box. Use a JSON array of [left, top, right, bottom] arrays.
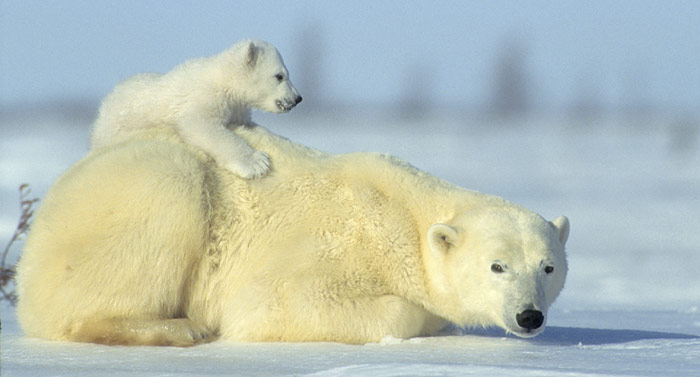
[[1, 0, 699, 112]]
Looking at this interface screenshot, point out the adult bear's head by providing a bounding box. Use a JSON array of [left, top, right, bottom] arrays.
[[424, 206, 569, 337]]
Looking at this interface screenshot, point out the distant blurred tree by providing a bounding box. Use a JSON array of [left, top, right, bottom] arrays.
[[621, 65, 653, 117], [570, 72, 604, 120], [397, 63, 434, 120], [490, 39, 531, 117], [668, 116, 699, 158], [294, 23, 325, 113]]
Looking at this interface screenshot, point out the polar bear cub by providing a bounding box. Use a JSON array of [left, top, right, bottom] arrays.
[[90, 39, 302, 179]]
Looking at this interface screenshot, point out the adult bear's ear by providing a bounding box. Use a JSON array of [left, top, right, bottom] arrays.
[[428, 223, 461, 256], [550, 216, 570, 245], [246, 42, 259, 68]]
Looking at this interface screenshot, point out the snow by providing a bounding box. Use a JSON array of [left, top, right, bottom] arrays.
[[2, 108, 700, 376], [2, 308, 699, 376]]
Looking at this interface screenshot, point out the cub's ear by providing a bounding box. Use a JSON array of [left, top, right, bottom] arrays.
[[550, 216, 570, 245], [246, 42, 259, 68], [428, 223, 461, 255]]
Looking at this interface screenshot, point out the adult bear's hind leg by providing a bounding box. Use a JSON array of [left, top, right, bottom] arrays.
[[69, 317, 216, 347]]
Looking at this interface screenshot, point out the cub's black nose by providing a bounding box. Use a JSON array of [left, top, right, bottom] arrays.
[[295, 95, 303, 104], [516, 309, 544, 330]]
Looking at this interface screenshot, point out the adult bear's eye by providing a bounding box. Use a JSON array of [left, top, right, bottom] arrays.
[[491, 263, 504, 273], [545, 266, 554, 274], [275, 73, 284, 82]]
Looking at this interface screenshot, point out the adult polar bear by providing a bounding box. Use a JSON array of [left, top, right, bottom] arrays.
[[17, 125, 569, 346]]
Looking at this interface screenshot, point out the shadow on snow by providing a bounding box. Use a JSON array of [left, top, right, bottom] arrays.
[[462, 326, 699, 346]]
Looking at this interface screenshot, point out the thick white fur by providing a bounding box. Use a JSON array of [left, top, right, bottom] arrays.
[[17, 126, 568, 346], [90, 39, 301, 179]]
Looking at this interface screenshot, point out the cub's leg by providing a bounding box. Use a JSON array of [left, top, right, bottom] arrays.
[[177, 117, 270, 179], [70, 318, 215, 347]]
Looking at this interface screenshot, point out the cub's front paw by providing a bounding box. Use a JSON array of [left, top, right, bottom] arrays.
[[228, 150, 271, 179]]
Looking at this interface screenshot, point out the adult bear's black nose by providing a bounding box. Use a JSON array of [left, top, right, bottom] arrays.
[[516, 309, 544, 330], [295, 95, 303, 104]]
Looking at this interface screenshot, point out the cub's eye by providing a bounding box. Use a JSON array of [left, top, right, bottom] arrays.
[[545, 266, 554, 274], [275, 73, 284, 82], [491, 263, 504, 273]]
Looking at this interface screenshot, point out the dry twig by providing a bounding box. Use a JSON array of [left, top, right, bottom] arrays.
[[1, 184, 39, 305]]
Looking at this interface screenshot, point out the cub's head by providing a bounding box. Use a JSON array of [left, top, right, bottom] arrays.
[[425, 207, 569, 337], [228, 39, 302, 114]]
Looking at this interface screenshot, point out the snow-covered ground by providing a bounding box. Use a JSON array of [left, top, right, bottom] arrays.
[[1, 108, 699, 376]]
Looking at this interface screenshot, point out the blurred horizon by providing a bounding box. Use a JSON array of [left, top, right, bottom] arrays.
[[1, 1, 699, 120]]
